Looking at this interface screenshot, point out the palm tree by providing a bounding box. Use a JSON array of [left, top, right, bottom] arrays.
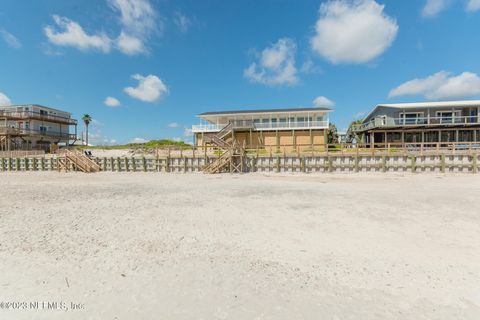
[[327, 123, 339, 144], [346, 120, 363, 143], [82, 114, 92, 146]]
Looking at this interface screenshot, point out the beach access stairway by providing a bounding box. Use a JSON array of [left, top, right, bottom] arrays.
[[202, 121, 253, 173], [57, 149, 101, 173]]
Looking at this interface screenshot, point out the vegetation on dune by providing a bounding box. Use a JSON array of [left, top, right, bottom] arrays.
[[76, 139, 192, 150]]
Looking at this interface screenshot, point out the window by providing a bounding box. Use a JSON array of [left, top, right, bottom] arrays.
[[297, 117, 305, 123], [40, 126, 47, 132], [436, 111, 460, 124], [40, 110, 48, 115], [253, 119, 261, 124], [262, 119, 269, 123], [399, 112, 424, 125], [316, 116, 324, 122], [271, 118, 277, 123], [279, 118, 287, 123]]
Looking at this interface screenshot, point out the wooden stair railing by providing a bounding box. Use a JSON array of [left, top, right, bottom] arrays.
[[57, 149, 101, 173], [202, 121, 253, 174], [203, 150, 231, 174]]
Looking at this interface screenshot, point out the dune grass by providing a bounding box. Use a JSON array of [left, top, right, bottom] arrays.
[[77, 139, 192, 150]]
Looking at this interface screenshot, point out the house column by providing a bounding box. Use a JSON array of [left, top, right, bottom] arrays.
[[276, 130, 279, 152]]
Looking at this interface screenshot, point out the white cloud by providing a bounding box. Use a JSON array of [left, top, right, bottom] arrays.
[[103, 139, 117, 145], [389, 71, 480, 100], [168, 122, 178, 128], [109, 0, 158, 55], [124, 74, 169, 103], [422, 0, 450, 17], [313, 96, 335, 108], [244, 38, 299, 86], [0, 29, 21, 49], [129, 137, 149, 143], [310, 0, 398, 64], [174, 11, 191, 33], [183, 128, 193, 137], [467, 0, 480, 11], [104, 96, 121, 107], [116, 32, 145, 55], [0, 92, 11, 106], [44, 15, 111, 52], [45, 1, 158, 56], [300, 59, 322, 74], [109, 0, 157, 36]]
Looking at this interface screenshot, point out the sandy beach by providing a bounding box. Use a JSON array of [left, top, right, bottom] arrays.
[[1, 172, 480, 319]]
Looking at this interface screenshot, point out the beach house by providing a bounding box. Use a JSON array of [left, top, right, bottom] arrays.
[[354, 100, 480, 145], [0, 104, 77, 151], [191, 107, 331, 151]]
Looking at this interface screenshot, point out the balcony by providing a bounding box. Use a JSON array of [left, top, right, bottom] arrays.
[[353, 115, 480, 132], [192, 120, 329, 133], [0, 127, 76, 140], [0, 110, 77, 125]]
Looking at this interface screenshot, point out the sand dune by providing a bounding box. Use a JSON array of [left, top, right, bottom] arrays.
[[0, 172, 479, 319]]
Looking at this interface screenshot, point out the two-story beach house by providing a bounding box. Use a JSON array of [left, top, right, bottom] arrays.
[[192, 107, 331, 151], [354, 100, 480, 145], [0, 104, 77, 151]]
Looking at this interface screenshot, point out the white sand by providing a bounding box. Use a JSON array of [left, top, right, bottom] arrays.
[[1, 172, 480, 319]]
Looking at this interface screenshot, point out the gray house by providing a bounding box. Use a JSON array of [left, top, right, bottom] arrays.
[[354, 100, 480, 145]]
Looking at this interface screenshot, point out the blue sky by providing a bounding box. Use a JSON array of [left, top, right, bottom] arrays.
[[1, 0, 480, 144]]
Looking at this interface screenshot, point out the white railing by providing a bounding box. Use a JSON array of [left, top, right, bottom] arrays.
[[0, 110, 77, 124], [354, 115, 480, 131], [192, 121, 329, 133]]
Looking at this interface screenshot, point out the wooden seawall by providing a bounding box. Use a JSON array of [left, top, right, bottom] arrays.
[[0, 153, 479, 173]]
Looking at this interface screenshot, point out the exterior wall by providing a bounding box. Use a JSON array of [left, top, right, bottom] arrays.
[[195, 129, 326, 151], [30, 120, 67, 134], [278, 131, 294, 146]]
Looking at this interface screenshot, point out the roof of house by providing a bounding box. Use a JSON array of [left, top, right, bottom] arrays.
[[198, 107, 332, 117], [363, 100, 480, 122], [1, 104, 72, 115]]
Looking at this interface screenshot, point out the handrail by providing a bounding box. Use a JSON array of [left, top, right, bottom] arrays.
[[0, 110, 77, 124], [57, 149, 101, 172], [354, 115, 480, 131], [0, 126, 76, 139], [192, 120, 329, 132]]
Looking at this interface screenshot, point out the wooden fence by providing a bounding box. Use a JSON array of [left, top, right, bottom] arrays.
[[0, 153, 479, 173]]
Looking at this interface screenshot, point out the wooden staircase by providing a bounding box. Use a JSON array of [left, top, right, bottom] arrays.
[[57, 149, 101, 173], [203, 121, 253, 174], [203, 150, 232, 174]]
